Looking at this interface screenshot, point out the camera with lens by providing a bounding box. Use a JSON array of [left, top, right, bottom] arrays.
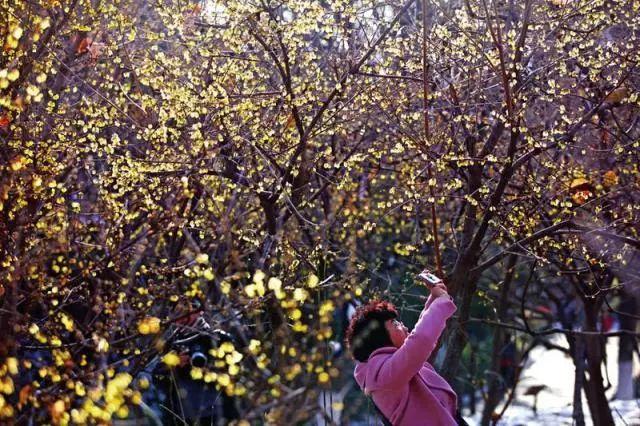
[[173, 334, 214, 369], [145, 317, 238, 424]]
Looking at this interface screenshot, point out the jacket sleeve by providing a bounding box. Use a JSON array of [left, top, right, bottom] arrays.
[[423, 293, 436, 311], [371, 296, 456, 389]]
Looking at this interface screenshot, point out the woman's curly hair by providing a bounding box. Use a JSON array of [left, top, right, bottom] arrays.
[[346, 300, 398, 362]]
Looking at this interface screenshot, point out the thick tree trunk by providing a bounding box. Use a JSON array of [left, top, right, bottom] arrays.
[[481, 254, 517, 426], [440, 264, 480, 386], [615, 291, 636, 400], [582, 301, 614, 426], [480, 332, 505, 425], [572, 336, 586, 426], [440, 161, 483, 384], [616, 360, 634, 400]]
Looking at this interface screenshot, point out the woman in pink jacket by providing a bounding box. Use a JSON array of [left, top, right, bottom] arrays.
[[346, 274, 465, 425]]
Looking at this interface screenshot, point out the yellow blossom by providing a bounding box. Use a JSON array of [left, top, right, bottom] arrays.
[[267, 277, 282, 291], [293, 288, 308, 302], [190, 367, 203, 380], [307, 274, 319, 288], [137, 316, 161, 334], [318, 372, 330, 384], [248, 339, 261, 355], [253, 270, 266, 283], [217, 374, 230, 386], [6, 358, 18, 375], [162, 351, 181, 367], [96, 337, 109, 352]]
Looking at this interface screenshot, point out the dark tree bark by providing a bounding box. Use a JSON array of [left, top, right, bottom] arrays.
[[572, 335, 586, 426], [582, 298, 614, 426], [615, 290, 637, 400], [481, 254, 518, 426], [440, 264, 480, 385]]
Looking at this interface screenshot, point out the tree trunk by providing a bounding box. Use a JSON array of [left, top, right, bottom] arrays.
[[480, 334, 504, 425], [616, 359, 634, 400], [440, 264, 480, 386], [572, 335, 586, 426], [481, 254, 517, 426], [582, 300, 614, 426], [615, 291, 636, 400]]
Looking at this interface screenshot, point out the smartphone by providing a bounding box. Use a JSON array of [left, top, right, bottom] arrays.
[[417, 270, 442, 289]]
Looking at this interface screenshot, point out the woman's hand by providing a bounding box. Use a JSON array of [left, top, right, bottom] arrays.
[[417, 269, 449, 298], [431, 282, 449, 298]]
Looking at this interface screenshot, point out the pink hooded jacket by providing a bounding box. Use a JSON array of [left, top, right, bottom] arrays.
[[353, 295, 458, 426]]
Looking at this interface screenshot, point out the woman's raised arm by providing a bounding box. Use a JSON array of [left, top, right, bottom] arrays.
[[369, 294, 456, 389]]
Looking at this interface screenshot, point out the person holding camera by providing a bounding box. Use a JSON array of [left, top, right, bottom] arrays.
[[346, 270, 466, 425]]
